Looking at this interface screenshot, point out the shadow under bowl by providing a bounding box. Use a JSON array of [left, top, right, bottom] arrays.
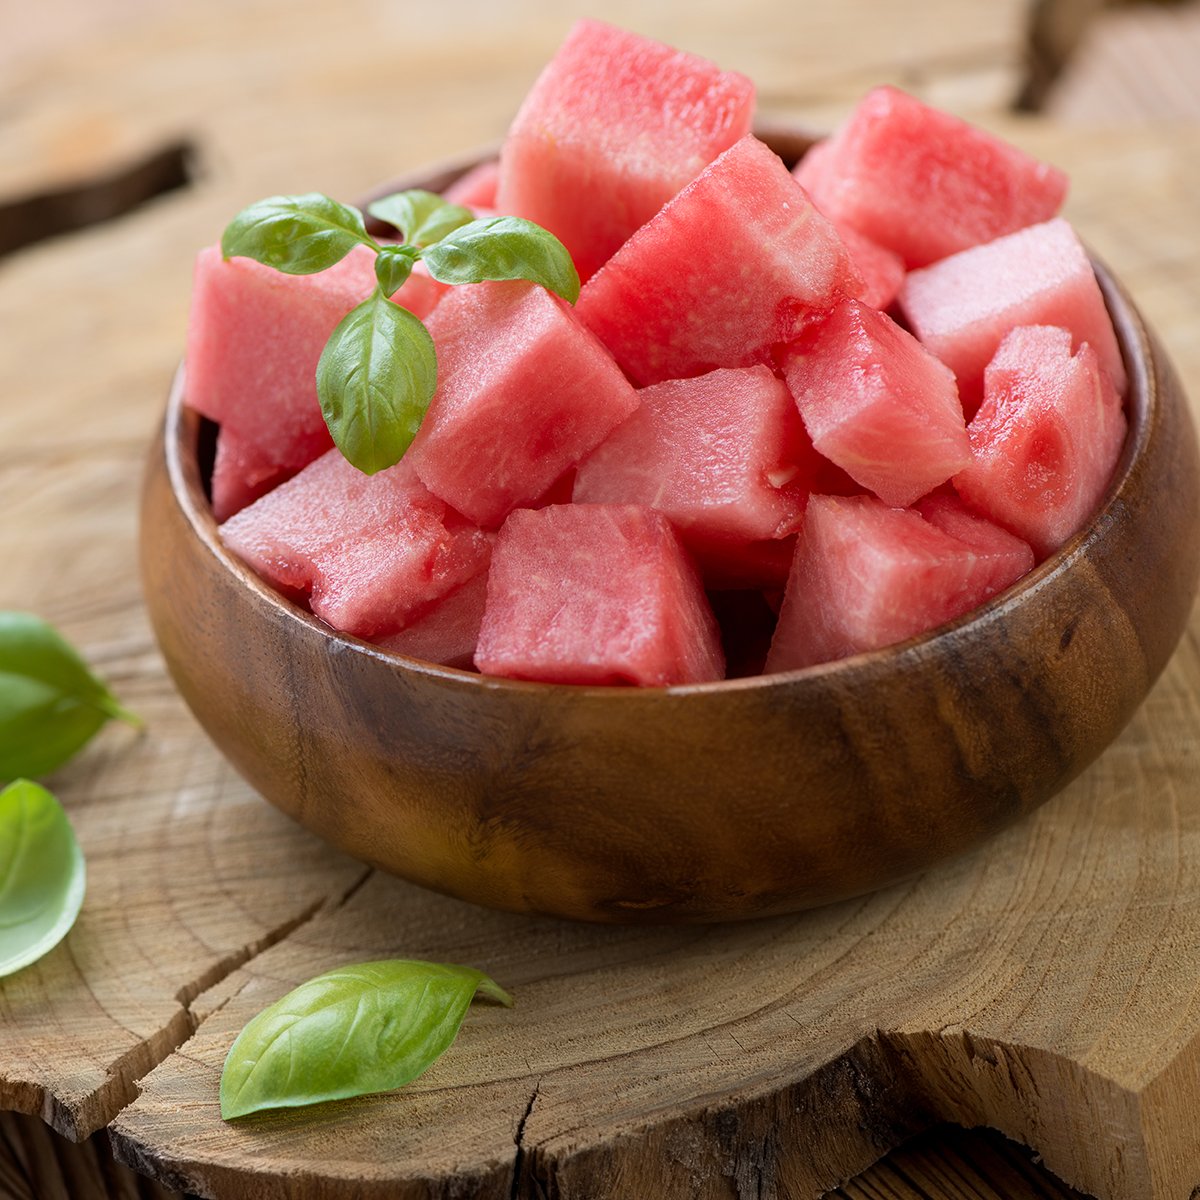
[[140, 139, 1200, 924]]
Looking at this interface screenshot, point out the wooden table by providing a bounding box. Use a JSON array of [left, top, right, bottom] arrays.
[[3, 2, 1200, 1197]]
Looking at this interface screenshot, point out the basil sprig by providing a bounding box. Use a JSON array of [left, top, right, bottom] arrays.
[[220, 959, 513, 1120], [0, 612, 140, 782], [222, 188, 580, 475], [0, 779, 87, 977]]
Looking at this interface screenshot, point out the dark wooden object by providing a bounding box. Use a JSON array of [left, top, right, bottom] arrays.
[[139, 145, 1200, 923]]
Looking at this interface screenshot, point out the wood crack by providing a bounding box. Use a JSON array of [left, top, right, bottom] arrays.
[[509, 1080, 541, 1200]]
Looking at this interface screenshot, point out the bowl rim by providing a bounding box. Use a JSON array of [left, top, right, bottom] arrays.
[[163, 253, 1152, 702]]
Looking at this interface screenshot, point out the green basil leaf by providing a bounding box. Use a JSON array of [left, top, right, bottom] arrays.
[[222, 194, 374, 274], [316, 289, 438, 475], [422, 216, 580, 303], [374, 245, 418, 298], [0, 612, 139, 782], [368, 190, 474, 248], [0, 780, 86, 977], [220, 959, 512, 1120]]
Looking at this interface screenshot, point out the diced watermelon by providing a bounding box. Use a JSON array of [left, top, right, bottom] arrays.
[[406, 280, 639, 529], [791, 137, 835, 196], [899, 218, 1128, 411], [765, 494, 1032, 672], [779, 298, 971, 507], [802, 85, 1068, 267], [496, 19, 755, 281], [793, 144, 905, 310], [475, 504, 724, 686], [186, 244, 446, 521], [829, 223, 906, 311], [576, 136, 863, 385], [916, 492, 1035, 584], [443, 159, 500, 209], [572, 366, 812, 587], [219, 451, 491, 640], [375, 569, 490, 669], [953, 325, 1127, 559]]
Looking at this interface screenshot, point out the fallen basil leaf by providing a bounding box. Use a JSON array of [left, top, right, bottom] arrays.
[[374, 244, 418, 298], [220, 959, 512, 1120], [422, 216, 580, 303], [0, 780, 86, 977], [0, 612, 139, 782], [222, 193, 374, 274], [368, 190, 474, 248], [316, 288, 438, 474]]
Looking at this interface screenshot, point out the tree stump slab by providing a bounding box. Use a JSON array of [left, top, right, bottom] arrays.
[[3, 3, 1200, 1196]]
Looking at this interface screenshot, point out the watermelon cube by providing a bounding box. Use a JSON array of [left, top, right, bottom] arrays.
[[442, 159, 500, 209], [793, 143, 905, 311], [828, 222, 906, 312], [576, 135, 863, 385], [916, 492, 1035, 583], [572, 366, 812, 587], [475, 504, 724, 686], [899, 218, 1128, 411], [496, 19, 755, 281], [186, 244, 446, 521], [802, 86, 1068, 268], [779, 298, 971, 508], [375, 570, 490, 669], [765, 494, 1034, 672], [406, 280, 639, 529], [219, 451, 491, 640], [953, 325, 1127, 559]]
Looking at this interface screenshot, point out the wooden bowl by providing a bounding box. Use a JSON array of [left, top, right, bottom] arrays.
[[139, 138, 1200, 924]]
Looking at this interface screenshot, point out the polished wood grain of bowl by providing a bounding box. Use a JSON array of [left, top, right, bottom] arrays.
[[139, 135, 1200, 924]]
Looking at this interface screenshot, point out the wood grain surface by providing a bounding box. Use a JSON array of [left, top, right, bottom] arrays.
[[3, 1, 1200, 1197]]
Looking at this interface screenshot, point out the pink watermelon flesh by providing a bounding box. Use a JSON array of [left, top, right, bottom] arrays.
[[475, 504, 724, 686], [496, 19, 755, 281], [375, 569, 489, 669], [779, 298, 971, 507], [406, 280, 639, 529], [803, 85, 1068, 268], [792, 145, 905, 310], [765, 494, 1034, 672], [187, 244, 446, 521], [829, 222, 906, 311], [791, 137, 835, 195], [572, 365, 812, 587], [220, 451, 491, 640], [576, 135, 864, 386], [443, 159, 500, 209], [899, 217, 1128, 413], [953, 324, 1127, 560], [916, 492, 1035, 585]]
